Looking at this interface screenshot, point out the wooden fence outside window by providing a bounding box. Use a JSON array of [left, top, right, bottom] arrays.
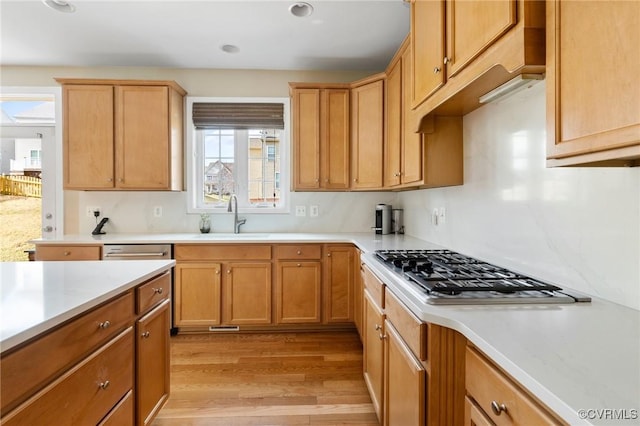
[[0, 175, 42, 198]]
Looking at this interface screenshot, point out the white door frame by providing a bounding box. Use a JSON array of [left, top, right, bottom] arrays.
[[1, 86, 63, 239]]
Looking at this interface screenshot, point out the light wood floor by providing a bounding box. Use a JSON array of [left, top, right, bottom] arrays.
[[153, 330, 380, 426]]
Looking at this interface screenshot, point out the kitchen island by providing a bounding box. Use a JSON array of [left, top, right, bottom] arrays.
[[32, 233, 640, 425], [0, 259, 175, 425]]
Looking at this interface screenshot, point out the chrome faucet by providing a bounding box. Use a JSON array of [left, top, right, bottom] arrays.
[[227, 194, 246, 234]]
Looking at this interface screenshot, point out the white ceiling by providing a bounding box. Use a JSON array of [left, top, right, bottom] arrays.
[[0, 0, 411, 71]]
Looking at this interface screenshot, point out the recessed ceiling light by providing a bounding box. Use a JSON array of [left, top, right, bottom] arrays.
[[289, 2, 314, 18], [42, 0, 75, 13], [221, 45, 240, 54]]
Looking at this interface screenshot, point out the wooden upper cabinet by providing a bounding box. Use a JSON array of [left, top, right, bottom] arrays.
[[58, 79, 186, 190], [411, 0, 446, 108], [290, 85, 350, 191], [351, 77, 384, 190], [546, 1, 640, 167], [411, 0, 545, 122], [385, 53, 403, 188], [63, 85, 114, 189], [445, 0, 516, 78]]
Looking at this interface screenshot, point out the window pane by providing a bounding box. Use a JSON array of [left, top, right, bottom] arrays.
[[247, 129, 281, 207], [203, 129, 235, 206]]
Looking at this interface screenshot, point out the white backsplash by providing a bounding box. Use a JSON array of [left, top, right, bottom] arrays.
[[75, 190, 396, 235], [398, 82, 640, 310]]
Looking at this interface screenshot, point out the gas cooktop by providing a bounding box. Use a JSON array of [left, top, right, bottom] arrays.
[[374, 249, 591, 305]]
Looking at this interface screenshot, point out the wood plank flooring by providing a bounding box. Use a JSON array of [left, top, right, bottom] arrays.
[[153, 331, 380, 426]]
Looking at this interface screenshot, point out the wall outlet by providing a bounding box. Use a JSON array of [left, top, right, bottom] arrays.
[[295, 205, 306, 217], [86, 206, 101, 218], [153, 206, 163, 218], [310, 205, 319, 217]]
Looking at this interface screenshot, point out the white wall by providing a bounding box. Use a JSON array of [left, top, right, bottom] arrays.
[[398, 82, 640, 310]]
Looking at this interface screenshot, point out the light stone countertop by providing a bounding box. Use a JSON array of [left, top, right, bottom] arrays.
[[29, 233, 640, 424], [0, 259, 175, 352]]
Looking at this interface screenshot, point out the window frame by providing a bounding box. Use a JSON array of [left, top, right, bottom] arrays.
[[186, 96, 290, 215]]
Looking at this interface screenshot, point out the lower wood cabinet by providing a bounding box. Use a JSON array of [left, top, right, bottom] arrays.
[[276, 260, 322, 323], [35, 244, 102, 260], [223, 262, 272, 325], [465, 346, 563, 425], [174, 263, 222, 327], [136, 299, 170, 426], [384, 320, 426, 426], [0, 270, 172, 426], [363, 289, 385, 422], [323, 244, 355, 323]]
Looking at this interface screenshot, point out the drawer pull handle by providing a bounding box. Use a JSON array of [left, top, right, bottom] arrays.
[[153, 287, 163, 295], [491, 401, 507, 416], [141, 331, 151, 338], [98, 380, 110, 390], [98, 320, 111, 329]]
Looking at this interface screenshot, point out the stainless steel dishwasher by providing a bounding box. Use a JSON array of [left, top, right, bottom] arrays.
[[102, 244, 176, 333], [102, 244, 172, 260]]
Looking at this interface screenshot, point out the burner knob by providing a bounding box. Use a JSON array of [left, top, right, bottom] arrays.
[[402, 264, 414, 273], [393, 260, 404, 268], [408, 260, 417, 268]]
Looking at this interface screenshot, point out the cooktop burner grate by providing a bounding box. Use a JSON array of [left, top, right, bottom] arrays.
[[373, 249, 587, 304]]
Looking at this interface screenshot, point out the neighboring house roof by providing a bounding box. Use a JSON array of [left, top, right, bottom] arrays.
[[1, 109, 14, 124], [13, 102, 55, 124], [205, 160, 233, 177]]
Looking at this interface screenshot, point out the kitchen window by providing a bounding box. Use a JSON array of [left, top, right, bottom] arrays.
[[186, 97, 290, 213]]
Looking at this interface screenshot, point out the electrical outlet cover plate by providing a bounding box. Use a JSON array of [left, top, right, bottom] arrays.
[[310, 205, 319, 217], [295, 206, 306, 217]]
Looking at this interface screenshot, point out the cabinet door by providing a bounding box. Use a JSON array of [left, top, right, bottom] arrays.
[[292, 88, 321, 189], [411, 0, 446, 108], [63, 84, 114, 189], [445, 0, 516, 77], [354, 251, 364, 340], [401, 44, 423, 185], [351, 80, 384, 189], [276, 261, 322, 323], [223, 262, 272, 325], [323, 245, 354, 323], [115, 86, 170, 189], [320, 89, 350, 189], [385, 57, 402, 188], [546, 1, 640, 166], [136, 300, 170, 426], [363, 290, 385, 422], [384, 320, 426, 426], [174, 263, 221, 327]]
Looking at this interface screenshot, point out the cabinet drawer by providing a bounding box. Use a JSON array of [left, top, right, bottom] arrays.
[[98, 390, 134, 426], [465, 346, 563, 425], [3, 328, 134, 426], [1, 292, 134, 415], [361, 264, 384, 309], [175, 244, 271, 260], [385, 289, 427, 361], [35, 244, 102, 261], [136, 271, 171, 314], [274, 244, 322, 259]]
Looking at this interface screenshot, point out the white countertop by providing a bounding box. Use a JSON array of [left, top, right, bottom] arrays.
[[31, 232, 640, 424], [0, 259, 175, 352]]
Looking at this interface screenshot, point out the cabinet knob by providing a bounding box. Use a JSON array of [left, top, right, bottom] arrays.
[[297, 263, 301, 267], [353, 178, 358, 182], [327, 253, 331, 257], [374, 324, 382, 331], [378, 333, 387, 340], [107, 178, 113, 182], [153, 287, 163, 295], [98, 320, 111, 329], [141, 331, 150, 339], [63, 251, 70, 256], [227, 270, 231, 274], [433, 67, 441, 74], [215, 270, 220, 274], [490, 401, 507, 416], [443, 56, 452, 64], [118, 178, 124, 183], [297, 250, 301, 255], [98, 380, 110, 390]]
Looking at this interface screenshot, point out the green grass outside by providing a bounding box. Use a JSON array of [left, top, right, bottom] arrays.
[[1, 195, 41, 261]]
